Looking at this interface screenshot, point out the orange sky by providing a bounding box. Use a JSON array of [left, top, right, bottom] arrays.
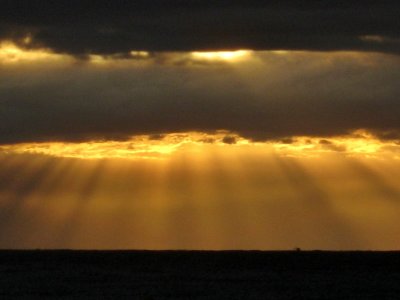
[[1, 132, 400, 250], [1, 43, 400, 249]]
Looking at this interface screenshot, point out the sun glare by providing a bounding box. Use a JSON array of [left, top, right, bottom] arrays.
[[191, 50, 252, 61], [0, 41, 64, 64]]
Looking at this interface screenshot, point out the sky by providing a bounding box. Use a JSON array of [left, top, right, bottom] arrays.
[[0, 1, 400, 249]]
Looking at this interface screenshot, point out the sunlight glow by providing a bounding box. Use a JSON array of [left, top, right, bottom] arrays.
[[1, 130, 400, 250], [0, 44, 382, 67], [0, 131, 399, 160], [272, 131, 396, 158], [0, 132, 245, 159], [0, 41, 64, 64], [191, 50, 252, 61], [130, 50, 150, 58]]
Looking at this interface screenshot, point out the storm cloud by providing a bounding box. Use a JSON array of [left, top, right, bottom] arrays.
[[1, 1, 400, 56]]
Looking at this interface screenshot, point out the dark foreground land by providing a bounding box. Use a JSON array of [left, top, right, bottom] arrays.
[[0, 250, 399, 299]]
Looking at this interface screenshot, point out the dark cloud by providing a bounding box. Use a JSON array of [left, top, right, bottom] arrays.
[[318, 140, 347, 152], [279, 138, 295, 145], [0, 51, 400, 144], [1, 1, 400, 55], [222, 136, 237, 145], [148, 134, 166, 141], [319, 139, 332, 145]]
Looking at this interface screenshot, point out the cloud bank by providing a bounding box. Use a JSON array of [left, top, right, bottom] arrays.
[[1, 1, 400, 56], [1, 51, 400, 144]]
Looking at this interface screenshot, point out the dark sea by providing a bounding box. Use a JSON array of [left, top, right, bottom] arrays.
[[0, 250, 399, 299]]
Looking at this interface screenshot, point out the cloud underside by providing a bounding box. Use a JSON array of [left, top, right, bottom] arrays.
[[3, 91, 400, 144], [1, 50, 400, 144], [1, 1, 400, 56]]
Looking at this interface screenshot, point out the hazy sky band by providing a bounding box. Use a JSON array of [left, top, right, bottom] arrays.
[[1, 1, 400, 55]]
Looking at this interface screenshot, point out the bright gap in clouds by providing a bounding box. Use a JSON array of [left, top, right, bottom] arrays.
[[0, 131, 399, 160], [190, 50, 252, 61], [0, 42, 254, 64], [0, 41, 68, 64]]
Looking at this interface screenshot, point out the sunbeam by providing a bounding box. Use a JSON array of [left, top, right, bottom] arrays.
[[1, 133, 400, 249]]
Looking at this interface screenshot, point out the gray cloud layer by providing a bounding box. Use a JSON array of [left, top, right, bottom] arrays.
[[1, 1, 400, 55], [1, 52, 399, 144]]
